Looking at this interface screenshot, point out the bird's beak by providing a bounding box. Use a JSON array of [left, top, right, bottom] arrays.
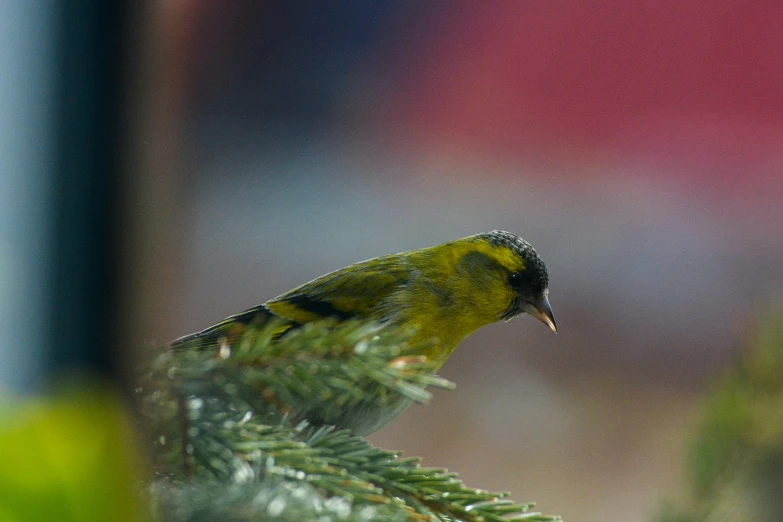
[[523, 295, 557, 333]]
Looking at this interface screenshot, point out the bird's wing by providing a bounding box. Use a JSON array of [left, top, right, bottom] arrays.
[[169, 256, 410, 351], [265, 256, 410, 324]]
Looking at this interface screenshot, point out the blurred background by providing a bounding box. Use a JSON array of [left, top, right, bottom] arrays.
[[3, 1, 783, 521]]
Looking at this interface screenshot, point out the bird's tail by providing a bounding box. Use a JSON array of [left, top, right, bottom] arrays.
[[168, 304, 288, 351]]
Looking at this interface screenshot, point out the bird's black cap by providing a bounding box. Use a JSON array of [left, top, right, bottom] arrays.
[[481, 230, 549, 296]]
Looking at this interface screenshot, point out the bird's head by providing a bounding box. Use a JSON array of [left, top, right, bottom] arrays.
[[445, 230, 557, 333]]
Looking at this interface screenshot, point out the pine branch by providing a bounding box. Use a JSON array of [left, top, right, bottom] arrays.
[[146, 320, 452, 426], [303, 426, 551, 522], [140, 319, 560, 521]]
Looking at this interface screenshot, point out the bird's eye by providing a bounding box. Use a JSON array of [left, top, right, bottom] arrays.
[[508, 272, 524, 289]]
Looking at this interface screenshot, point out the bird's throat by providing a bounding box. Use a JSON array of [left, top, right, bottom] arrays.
[[409, 321, 481, 370]]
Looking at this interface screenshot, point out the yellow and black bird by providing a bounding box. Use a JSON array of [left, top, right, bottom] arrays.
[[170, 230, 556, 435]]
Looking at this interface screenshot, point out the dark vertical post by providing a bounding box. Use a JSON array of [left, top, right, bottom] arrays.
[[49, 1, 129, 383]]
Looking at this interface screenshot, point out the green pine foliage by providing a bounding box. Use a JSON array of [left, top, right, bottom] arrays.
[[658, 312, 783, 522], [139, 319, 560, 521]]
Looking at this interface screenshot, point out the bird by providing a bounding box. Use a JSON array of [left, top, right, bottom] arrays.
[[170, 230, 556, 435]]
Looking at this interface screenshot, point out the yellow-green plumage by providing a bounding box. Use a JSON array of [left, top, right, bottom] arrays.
[[170, 230, 556, 435]]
